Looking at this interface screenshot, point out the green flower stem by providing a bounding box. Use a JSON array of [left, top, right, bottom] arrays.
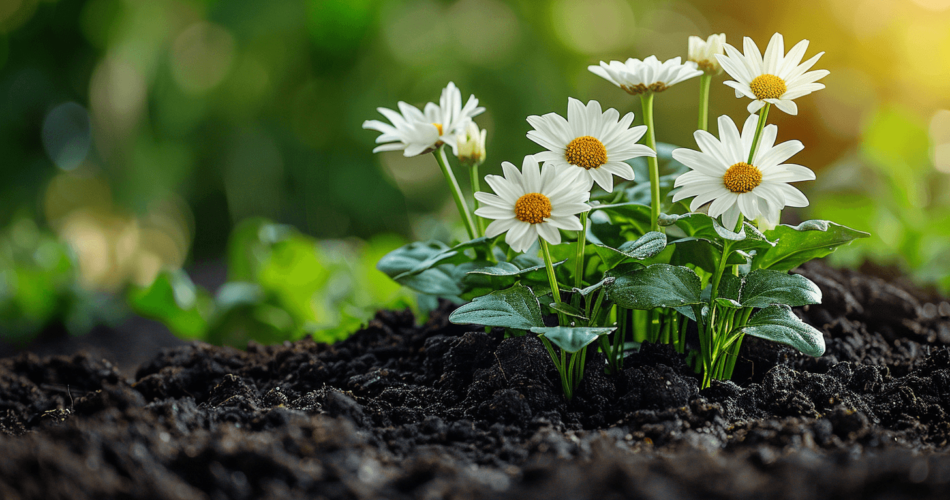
[[639, 92, 662, 233], [469, 163, 485, 236], [747, 104, 771, 164], [574, 212, 588, 289], [541, 239, 566, 325], [698, 74, 712, 132], [435, 146, 478, 240]]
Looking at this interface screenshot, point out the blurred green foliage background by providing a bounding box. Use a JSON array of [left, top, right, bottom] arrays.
[[1, 0, 949, 342]]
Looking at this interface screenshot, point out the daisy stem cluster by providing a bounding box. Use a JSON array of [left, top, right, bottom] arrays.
[[435, 146, 479, 240]]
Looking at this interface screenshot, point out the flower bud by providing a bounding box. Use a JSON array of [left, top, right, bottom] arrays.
[[456, 121, 486, 167], [756, 208, 781, 232], [688, 34, 726, 74]]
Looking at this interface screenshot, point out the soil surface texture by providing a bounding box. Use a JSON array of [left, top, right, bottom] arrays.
[[3, 261, 950, 499]]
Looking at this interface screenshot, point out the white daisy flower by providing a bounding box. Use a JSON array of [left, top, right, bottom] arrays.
[[588, 56, 703, 96], [475, 156, 591, 253], [671, 114, 816, 230], [715, 33, 829, 116], [363, 82, 485, 157], [688, 34, 726, 74], [526, 98, 655, 193]]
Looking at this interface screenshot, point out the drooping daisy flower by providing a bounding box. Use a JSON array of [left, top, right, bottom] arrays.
[[456, 121, 486, 167], [362, 82, 485, 157], [671, 114, 815, 230], [715, 33, 829, 116], [526, 98, 655, 193], [688, 34, 726, 74], [588, 56, 703, 96], [475, 156, 590, 253]]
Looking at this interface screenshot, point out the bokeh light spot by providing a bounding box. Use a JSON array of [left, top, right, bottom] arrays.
[[42, 102, 92, 172]]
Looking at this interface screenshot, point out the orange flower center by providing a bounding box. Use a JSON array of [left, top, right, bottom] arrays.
[[432, 123, 444, 135], [514, 193, 552, 224], [749, 74, 786, 100], [723, 162, 763, 194], [564, 136, 608, 170]]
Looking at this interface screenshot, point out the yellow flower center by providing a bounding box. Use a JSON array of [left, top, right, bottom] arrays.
[[432, 123, 444, 135], [723, 162, 763, 194], [564, 136, 608, 170], [749, 74, 787, 101], [514, 193, 552, 224]]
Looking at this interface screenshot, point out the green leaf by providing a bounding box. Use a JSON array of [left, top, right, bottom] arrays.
[[593, 231, 668, 269], [605, 264, 703, 309], [754, 220, 870, 271], [128, 270, 211, 338], [740, 269, 822, 308], [449, 283, 544, 330], [377, 241, 450, 278], [736, 305, 825, 357], [714, 273, 743, 307], [467, 258, 567, 277], [573, 277, 614, 297], [588, 202, 653, 245], [670, 238, 748, 274], [548, 301, 588, 320], [530, 326, 616, 353]]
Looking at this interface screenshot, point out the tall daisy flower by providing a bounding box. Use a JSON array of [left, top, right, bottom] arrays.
[[526, 98, 655, 193], [689, 34, 726, 74], [363, 82, 485, 157], [715, 33, 829, 116], [671, 114, 815, 230], [475, 156, 590, 253], [588, 56, 702, 95]]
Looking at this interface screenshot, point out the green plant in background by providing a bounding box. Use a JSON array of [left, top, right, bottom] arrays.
[[373, 32, 869, 398], [0, 218, 121, 344], [810, 106, 950, 293], [130, 218, 417, 347]]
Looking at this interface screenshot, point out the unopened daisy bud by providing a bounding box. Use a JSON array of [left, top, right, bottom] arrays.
[[456, 122, 486, 167], [688, 34, 726, 74]]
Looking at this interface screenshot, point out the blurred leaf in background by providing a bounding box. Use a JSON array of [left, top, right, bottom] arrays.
[[130, 218, 418, 347]]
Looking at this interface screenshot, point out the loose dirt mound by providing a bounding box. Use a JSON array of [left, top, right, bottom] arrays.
[[2, 262, 950, 499]]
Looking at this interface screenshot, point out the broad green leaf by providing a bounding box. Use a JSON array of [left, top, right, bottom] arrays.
[[588, 202, 653, 244], [753, 220, 870, 271], [376, 241, 450, 278], [531, 326, 616, 353], [593, 231, 667, 269], [605, 264, 703, 309], [740, 269, 822, 308], [548, 301, 587, 320], [467, 258, 567, 277], [449, 283, 543, 330], [659, 212, 744, 241], [736, 305, 825, 357], [714, 273, 743, 307]]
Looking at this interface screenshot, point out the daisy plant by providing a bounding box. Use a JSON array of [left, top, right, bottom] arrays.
[[372, 33, 868, 400]]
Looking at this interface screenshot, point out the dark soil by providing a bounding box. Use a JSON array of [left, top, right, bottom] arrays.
[[3, 261, 950, 499]]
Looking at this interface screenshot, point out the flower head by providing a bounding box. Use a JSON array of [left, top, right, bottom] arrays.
[[588, 56, 702, 95], [671, 114, 816, 230], [715, 33, 829, 116], [688, 34, 726, 74], [526, 98, 655, 193], [475, 156, 590, 253], [363, 82, 485, 157], [456, 121, 487, 167]]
